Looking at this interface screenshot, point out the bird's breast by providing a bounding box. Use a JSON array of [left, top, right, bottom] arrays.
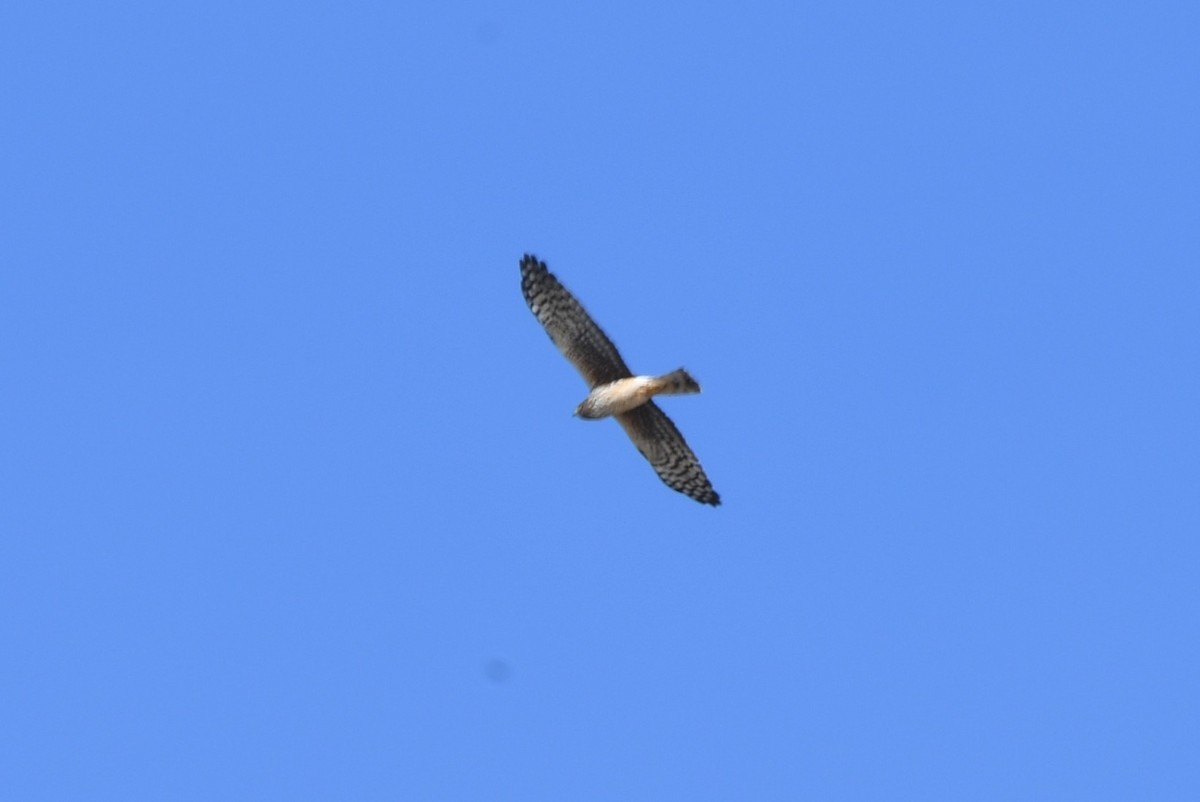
[[578, 376, 656, 418]]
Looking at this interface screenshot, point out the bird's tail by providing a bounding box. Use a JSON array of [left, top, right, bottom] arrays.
[[649, 368, 701, 396]]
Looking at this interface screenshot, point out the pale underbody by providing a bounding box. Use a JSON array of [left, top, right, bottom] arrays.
[[574, 369, 700, 419]]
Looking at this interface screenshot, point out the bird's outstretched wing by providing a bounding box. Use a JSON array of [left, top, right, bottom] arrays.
[[520, 254, 632, 388], [617, 401, 720, 506]]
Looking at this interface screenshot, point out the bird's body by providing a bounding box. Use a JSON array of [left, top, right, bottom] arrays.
[[575, 370, 700, 419], [520, 254, 720, 506]]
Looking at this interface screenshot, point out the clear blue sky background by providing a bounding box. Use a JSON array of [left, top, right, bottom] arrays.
[[3, 1, 1197, 799]]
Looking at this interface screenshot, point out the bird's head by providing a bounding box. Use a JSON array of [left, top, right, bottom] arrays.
[[574, 399, 600, 419]]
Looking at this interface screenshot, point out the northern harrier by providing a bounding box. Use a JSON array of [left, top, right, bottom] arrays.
[[520, 254, 720, 506]]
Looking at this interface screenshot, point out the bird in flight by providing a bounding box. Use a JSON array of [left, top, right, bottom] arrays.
[[520, 254, 720, 506]]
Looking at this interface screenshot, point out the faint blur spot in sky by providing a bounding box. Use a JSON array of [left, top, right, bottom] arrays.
[[474, 20, 500, 47], [484, 658, 512, 683]]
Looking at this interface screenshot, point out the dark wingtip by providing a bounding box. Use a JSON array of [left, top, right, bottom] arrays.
[[688, 487, 721, 506], [520, 254, 549, 287]]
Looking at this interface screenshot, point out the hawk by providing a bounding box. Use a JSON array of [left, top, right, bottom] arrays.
[[520, 254, 720, 506]]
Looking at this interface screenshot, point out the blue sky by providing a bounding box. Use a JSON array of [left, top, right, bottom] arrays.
[[3, 1, 1198, 799]]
